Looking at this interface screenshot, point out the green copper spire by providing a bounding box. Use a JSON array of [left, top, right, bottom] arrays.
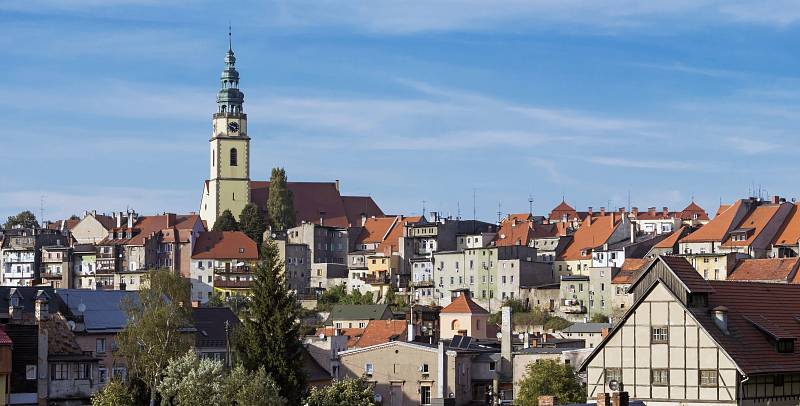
[[217, 26, 244, 115]]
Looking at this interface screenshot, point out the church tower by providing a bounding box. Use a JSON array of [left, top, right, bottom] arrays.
[[200, 32, 250, 226]]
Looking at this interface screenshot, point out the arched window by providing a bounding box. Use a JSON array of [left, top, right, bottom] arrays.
[[230, 148, 238, 166], [451, 319, 460, 331]]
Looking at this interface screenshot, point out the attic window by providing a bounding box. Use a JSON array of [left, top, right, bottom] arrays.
[[777, 339, 795, 353], [239, 248, 244, 253]]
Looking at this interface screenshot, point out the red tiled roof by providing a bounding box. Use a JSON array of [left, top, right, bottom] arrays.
[[721, 204, 781, 247], [653, 227, 686, 249], [679, 201, 709, 221], [773, 204, 800, 246], [357, 217, 397, 245], [558, 215, 621, 260], [192, 231, 258, 260], [98, 214, 201, 246], [315, 327, 364, 348], [548, 201, 585, 221], [729, 258, 800, 282], [353, 320, 407, 348], [696, 281, 800, 374], [629, 256, 713, 293], [682, 200, 744, 243], [250, 181, 384, 229], [441, 294, 489, 314], [377, 216, 422, 255], [612, 258, 651, 284]]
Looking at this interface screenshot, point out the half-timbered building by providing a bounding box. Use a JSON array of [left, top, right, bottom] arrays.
[[581, 255, 800, 405]]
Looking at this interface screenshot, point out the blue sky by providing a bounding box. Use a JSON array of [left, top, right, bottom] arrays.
[[3, 1, 800, 223]]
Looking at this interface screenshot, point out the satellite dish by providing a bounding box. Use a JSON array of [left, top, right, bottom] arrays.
[[496, 332, 502, 339], [319, 333, 326, 340], [67, 320, 76, 331], [518, 333, 524, 340], [421, 326, 428, 333], [78, 303, 86, 313], [608, 379, 621, 392]]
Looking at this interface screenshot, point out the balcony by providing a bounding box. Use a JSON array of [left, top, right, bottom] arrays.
[[360, 275, 390, 285], [411, 280, 434, 288], [214, 278, 253, 289], [40, 272, 63, 280], [212, 265, 251, 274]]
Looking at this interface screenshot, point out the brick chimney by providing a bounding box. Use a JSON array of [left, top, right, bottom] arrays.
[[588, 207, 593, 216], [772, 195, 781, 204], [631, 207, 638, 216], [601, 327, 610, 337], [662, 207, 669, 216], [538, 395, 557, 406], [611, 391, 629, 406], [35, 293, 49, 322], [648, 207, 656, 215], [596, 392, 611, 406], [600, 207, 606, 216]]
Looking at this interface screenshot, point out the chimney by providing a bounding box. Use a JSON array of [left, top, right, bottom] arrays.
[[630, 221, 635, 243], [601, 327, 610, 337], [648, 207, 656, 215], [127, 212, 134, 228], [611, 391, 629, 406], [335, 179, 340, 192], [538, 396, 557, 406], [319, 211, 326, 226], [501, 306, 512, 371], [116, 212, 123, 228], [523, 332, 530, 349], [35, 293, 49, 322], [596, 392, 611, 406], [618, 207, 625, 214], [360, 213, 367, 227], [610, 212, 615, 228], [773, 195, 781, 204], [588, 207, 593, 216], [586, 215, 592, 226], [632, 207, 638, 216], [712, 306, 728, 333], [600, 207, 606, 216], [662, 207, 669, 216], [92, 210, 97, 217]]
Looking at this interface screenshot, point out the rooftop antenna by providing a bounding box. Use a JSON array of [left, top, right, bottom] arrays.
[[528, 195, 534, 215], [457, 201, 461, 220], [496, 201, 502, 224], [627, 190, 631, 212], [472, 188, 477, 234], [40, 195, 45, 225], [422, 200, 426, 217]]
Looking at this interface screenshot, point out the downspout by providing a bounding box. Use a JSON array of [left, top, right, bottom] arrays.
[[739, 374, 749, 405]]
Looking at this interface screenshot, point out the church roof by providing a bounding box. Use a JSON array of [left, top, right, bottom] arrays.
[[249, 181, 383, 229], [441, 293, 489, 314]]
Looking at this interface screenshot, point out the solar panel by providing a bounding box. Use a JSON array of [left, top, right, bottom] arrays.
[[460, 336, 473, 349], [450, 335, 463, 349]]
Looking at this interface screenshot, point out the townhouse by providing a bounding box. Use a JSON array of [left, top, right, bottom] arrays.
[[553, 213, 630, 277], [190, 231, 259, 302], [287, 222, 349, 294], [1, 228, 69, 287]]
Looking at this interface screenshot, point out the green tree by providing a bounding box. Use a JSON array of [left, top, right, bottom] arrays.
[[267, 168, 295, 231], [239, 203, 267, 246], [234, 241, 306, 404], [91, 380, 135, 406], [213, 209, 240, 232], [117, 270, 193, 406], [543, 316, 573, 332], [516, 359, 585, 406], [4, 210, 39, 229], [219, 365, 287, 406], [158, 351, 224, 406], [305, 377, 378, 406], [590, 313, 610, 323]]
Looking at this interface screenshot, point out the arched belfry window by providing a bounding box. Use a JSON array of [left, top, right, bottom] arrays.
[[230, 148, 238, 166]]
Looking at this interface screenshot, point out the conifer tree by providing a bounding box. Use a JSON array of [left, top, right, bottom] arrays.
[[239, 203, 267, 246], [234, 241, 306, 404], [213, 209, 240, 232], [267, 168, 296, 231]]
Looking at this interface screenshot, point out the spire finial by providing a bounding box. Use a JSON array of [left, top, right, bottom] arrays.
[[228, 22, 232, 51]]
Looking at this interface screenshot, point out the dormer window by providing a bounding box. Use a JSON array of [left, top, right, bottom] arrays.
[[777, 339, 795, 353]]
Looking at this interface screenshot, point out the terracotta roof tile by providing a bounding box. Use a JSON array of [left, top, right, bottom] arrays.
[[192, 231, 258, 260], [653, 227, 686, 249], [773, 204, 800, 246], [682, 200, 744, 243], [354, 320, 408, 348], [558, 215, 621, 260], [441, 294, 489, 314], [721, 204, 782, 247], [315, 327, 364, 348], [0, 327, 11, 346], [356, 217, 397, 245], [679, 201, 710, 221], [612, 258, 651, 284], [729, 258, 800, 282]]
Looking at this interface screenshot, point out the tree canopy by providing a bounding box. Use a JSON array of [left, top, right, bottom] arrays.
[[213, 209, 240, 232], [316, 284, 374, 312], [516, 359, 585, 406], [305, 378, 378, 406], [233, 241, 306, 404], [117, 270, 193, 405], [91, 379, 135, 406], [4, 210, 39, 229], [590, 313, 610, 323], [267, 167, 295, 231], [239, 203, 267, 247]]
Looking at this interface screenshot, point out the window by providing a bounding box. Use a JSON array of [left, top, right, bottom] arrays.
[[605, 367, 622, 383], [98, 367, 108, 383], [775, 374, 785, 387], [51, 363, 68, 380], [777, 339, 795, 353], [77, 363, 90, 379], [365, 363, 374, 376], [230, 148, 238, 166], [651, 369, 669, 386], [421, 363, 429, 374], [489, 361, 496, 371], [26, 365, 36, 380], [420, 386, 431, 405], [96, 338, 106, 354], [651, 326, 669, 343], [699, 370, 717, 387]]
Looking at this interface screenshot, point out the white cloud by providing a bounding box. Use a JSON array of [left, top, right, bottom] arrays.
[[589, 156, 702, 170], [727, 136, 778, 154]]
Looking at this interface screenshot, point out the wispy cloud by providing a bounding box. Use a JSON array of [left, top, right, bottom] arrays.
[[727, 136, 779, 154], [589, 157, 703, 171]]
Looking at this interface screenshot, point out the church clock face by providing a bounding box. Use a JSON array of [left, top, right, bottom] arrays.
[[228, 122, 239, 133]]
